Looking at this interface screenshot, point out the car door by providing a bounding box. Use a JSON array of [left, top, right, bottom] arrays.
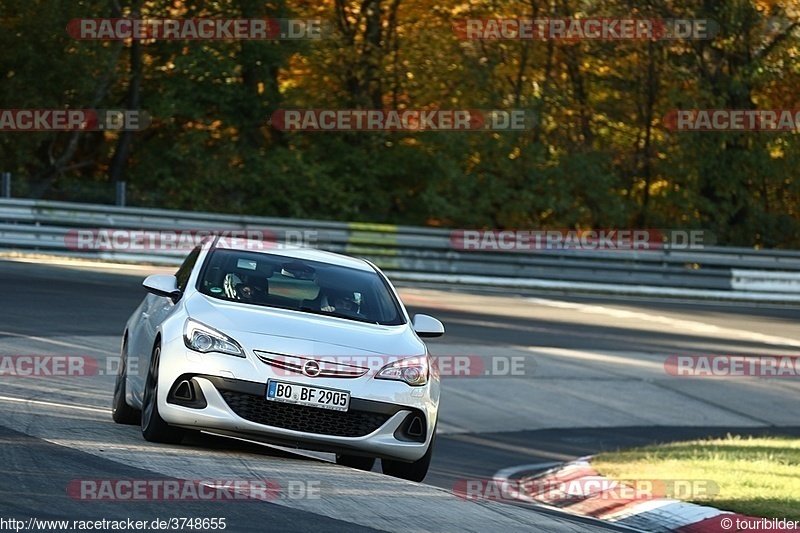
[[129, 246, 202, 404]]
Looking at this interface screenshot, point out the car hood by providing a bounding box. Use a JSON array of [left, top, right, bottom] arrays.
[[184, 293, 424, 357]]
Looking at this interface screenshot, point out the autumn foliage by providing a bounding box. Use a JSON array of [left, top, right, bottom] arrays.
[[0, 0, 798, 247]]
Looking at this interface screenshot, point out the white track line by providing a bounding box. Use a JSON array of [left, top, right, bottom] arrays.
[[0, 394, 108, 414]]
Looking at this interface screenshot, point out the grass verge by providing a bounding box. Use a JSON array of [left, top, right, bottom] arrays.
[[592, 434, 800, 521]]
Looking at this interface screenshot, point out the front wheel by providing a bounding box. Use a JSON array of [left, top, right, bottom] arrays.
[[382, 430, 436, 482], [141, 344, 185, 444], [112, 338, 140, 425]]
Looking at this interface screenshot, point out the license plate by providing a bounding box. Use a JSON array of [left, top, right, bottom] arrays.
[[266, 380, 350, 412]]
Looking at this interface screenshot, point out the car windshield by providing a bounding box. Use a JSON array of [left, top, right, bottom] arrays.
[[197, 248, 405, 326]]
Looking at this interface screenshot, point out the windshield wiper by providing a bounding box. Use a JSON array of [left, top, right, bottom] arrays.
[[298, 306, 378, 325]]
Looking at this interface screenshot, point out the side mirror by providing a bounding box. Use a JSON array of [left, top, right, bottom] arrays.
[[143, 274, 182, 302], [412, 314, 444, 338]]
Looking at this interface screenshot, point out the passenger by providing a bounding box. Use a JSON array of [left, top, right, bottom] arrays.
[[321, 290, 358, 313]]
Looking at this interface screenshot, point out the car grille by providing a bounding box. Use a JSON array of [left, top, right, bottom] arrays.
[[220, 391, 391, 438], [254, 351, 369, 378]]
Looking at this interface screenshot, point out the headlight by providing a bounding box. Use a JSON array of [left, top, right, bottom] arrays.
[[183, 319, 244, 357], [376, 356, 428, 386]]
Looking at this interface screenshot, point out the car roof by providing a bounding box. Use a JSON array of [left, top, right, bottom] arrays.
[[209, 237, 375, 272]]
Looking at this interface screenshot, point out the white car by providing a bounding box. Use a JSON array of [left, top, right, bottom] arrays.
[[112, 237, 444, 482]]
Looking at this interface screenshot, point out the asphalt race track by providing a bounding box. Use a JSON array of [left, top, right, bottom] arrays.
[[1, 257, 799, 532]]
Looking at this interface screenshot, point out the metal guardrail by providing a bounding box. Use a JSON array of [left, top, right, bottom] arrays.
[[1, 198, 800, 298]]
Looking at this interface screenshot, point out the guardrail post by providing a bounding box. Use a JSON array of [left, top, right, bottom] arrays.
[[115, 181, 126, 207], [1, 172, 10, 198]]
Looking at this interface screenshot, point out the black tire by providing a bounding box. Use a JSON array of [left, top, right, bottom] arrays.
[[112, 338, 140, 425], [335, 454, 376, 471], [141, 344, 185, 444], [382, 430, 436, 482]]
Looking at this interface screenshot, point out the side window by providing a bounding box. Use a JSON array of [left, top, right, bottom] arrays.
[[175, 246, 202, 292]]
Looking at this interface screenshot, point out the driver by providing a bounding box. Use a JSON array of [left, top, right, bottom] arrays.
[[225, 273, 268, 303]]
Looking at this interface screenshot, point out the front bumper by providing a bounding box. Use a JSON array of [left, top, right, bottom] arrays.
[[160, 373, 433, 462]]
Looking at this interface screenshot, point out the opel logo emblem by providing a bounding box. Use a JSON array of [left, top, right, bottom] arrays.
[[303, 360, 321, 377]]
